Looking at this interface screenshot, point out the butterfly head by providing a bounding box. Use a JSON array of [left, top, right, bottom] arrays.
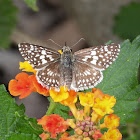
[[62, 46, 72, 54]]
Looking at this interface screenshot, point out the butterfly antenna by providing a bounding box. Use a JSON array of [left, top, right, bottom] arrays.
[[47, 39, 62, 48], [65, 42, 67, 46], [71, 38, 85, 48]]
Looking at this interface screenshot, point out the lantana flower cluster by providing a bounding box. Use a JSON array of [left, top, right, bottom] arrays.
[[8, 61, 122, 140]]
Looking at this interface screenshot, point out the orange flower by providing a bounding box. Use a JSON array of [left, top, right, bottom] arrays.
[[60, 90, 77, 106], [92, 129, 103, 140], [32, 75, 49, 96], [9, 72, 49, 99], [9, 73, 36, 99], [49, 86, 69, 102], [60, 132, 70, 138], [59, 136, 78, 140], [39, 133, 50, 140], [38, 114, 68, 139], [93, 94, 116, 116], [101, 129, 122, 140], [92, 88, 104, 99], [100, 114, 120, 129]]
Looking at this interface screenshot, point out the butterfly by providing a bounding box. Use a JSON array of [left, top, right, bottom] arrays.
[[18, 40, 120, 91]]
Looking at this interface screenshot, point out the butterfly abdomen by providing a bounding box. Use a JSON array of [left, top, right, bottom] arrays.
[[62, 67, 72, 90], [60, 51, 73, 89]]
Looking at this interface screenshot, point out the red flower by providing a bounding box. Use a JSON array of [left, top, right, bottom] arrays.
[[38, 114, 68, 139], [92, 129, 103, 140]]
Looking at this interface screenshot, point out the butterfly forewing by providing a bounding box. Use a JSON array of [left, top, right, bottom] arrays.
[[71, 61, 103, 91], [74, 44, 120, 70], [18, 43, 60, 69]]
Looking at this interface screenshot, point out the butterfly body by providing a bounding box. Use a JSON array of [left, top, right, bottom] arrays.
[[60, 46, 73, 89], [18, 43, 120, 91]]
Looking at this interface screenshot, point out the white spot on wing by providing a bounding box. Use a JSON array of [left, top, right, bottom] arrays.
[[90, 60, 97, 65], [91, 51, 96, 55]]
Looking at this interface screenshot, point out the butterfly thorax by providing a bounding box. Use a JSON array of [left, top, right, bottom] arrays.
[[61, 46, 74, 68]]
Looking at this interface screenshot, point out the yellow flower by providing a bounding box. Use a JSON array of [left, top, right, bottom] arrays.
[[79, 92, 94, 117], [49, 86, 69, 102], [101, 129, 122, 140], [65, 119, 76, 128], [19, 61, 36, 74], [83, 138, 91, 140], [60, 90, 77, 106], [79, 92, 94, 107], [100, 114, 120, 129], [58, 50, 63, 54], [91, 111, 103, 122], [93, 94, 116, 116]]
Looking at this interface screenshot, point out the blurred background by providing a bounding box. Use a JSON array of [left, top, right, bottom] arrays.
[[0, 0, 140, 139]]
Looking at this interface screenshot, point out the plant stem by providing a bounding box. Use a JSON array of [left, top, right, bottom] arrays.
[[46, 97, 58, 115]]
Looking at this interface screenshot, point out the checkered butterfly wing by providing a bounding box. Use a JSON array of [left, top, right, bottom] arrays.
[[72, 44, 120, 91], [18, 43, 62, 89], [74, 44, 120, 70], [71, 61, 103, 91], [18, 43, 60, 69]]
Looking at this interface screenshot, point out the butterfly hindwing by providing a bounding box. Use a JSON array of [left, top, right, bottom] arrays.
[[74, 44, 120, 70], [36, 61, 63, 90], [18, 43, 60, 69], [71, 61, 103, 91]]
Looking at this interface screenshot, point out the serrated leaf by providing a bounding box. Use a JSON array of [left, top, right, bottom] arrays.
[[0, 0, 17, 48], [0, 84, 25, 139], [0, 84, 42, 139], [16, 115, 43, 135], [113, 3, 140, 41], [95, 36, 140, 125], [24, 0, 38, 11], [5, 133, 40, 140]]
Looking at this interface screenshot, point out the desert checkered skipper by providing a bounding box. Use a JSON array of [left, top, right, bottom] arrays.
[[18, 42, 120, 91]]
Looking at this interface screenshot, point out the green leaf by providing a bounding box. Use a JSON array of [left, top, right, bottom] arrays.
[[24, 0, 38, 11], [0, 84, 42, 139], [113, 2, 140, 41], [54, 103, 74, 120], [0, 0, 17, 48], [0, 84, 25, 139], [5, 133, 40, 140], [95, 36, 140, 125], [16, 115, 43, 135]]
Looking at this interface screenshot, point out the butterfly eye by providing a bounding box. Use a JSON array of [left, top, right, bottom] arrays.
[[70, 49, 72, 52]]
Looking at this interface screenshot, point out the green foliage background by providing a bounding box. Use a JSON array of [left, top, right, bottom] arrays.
[[0, 0, 37, 48], [114, 2, 140, 41], [0, 0, 17, 48]]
